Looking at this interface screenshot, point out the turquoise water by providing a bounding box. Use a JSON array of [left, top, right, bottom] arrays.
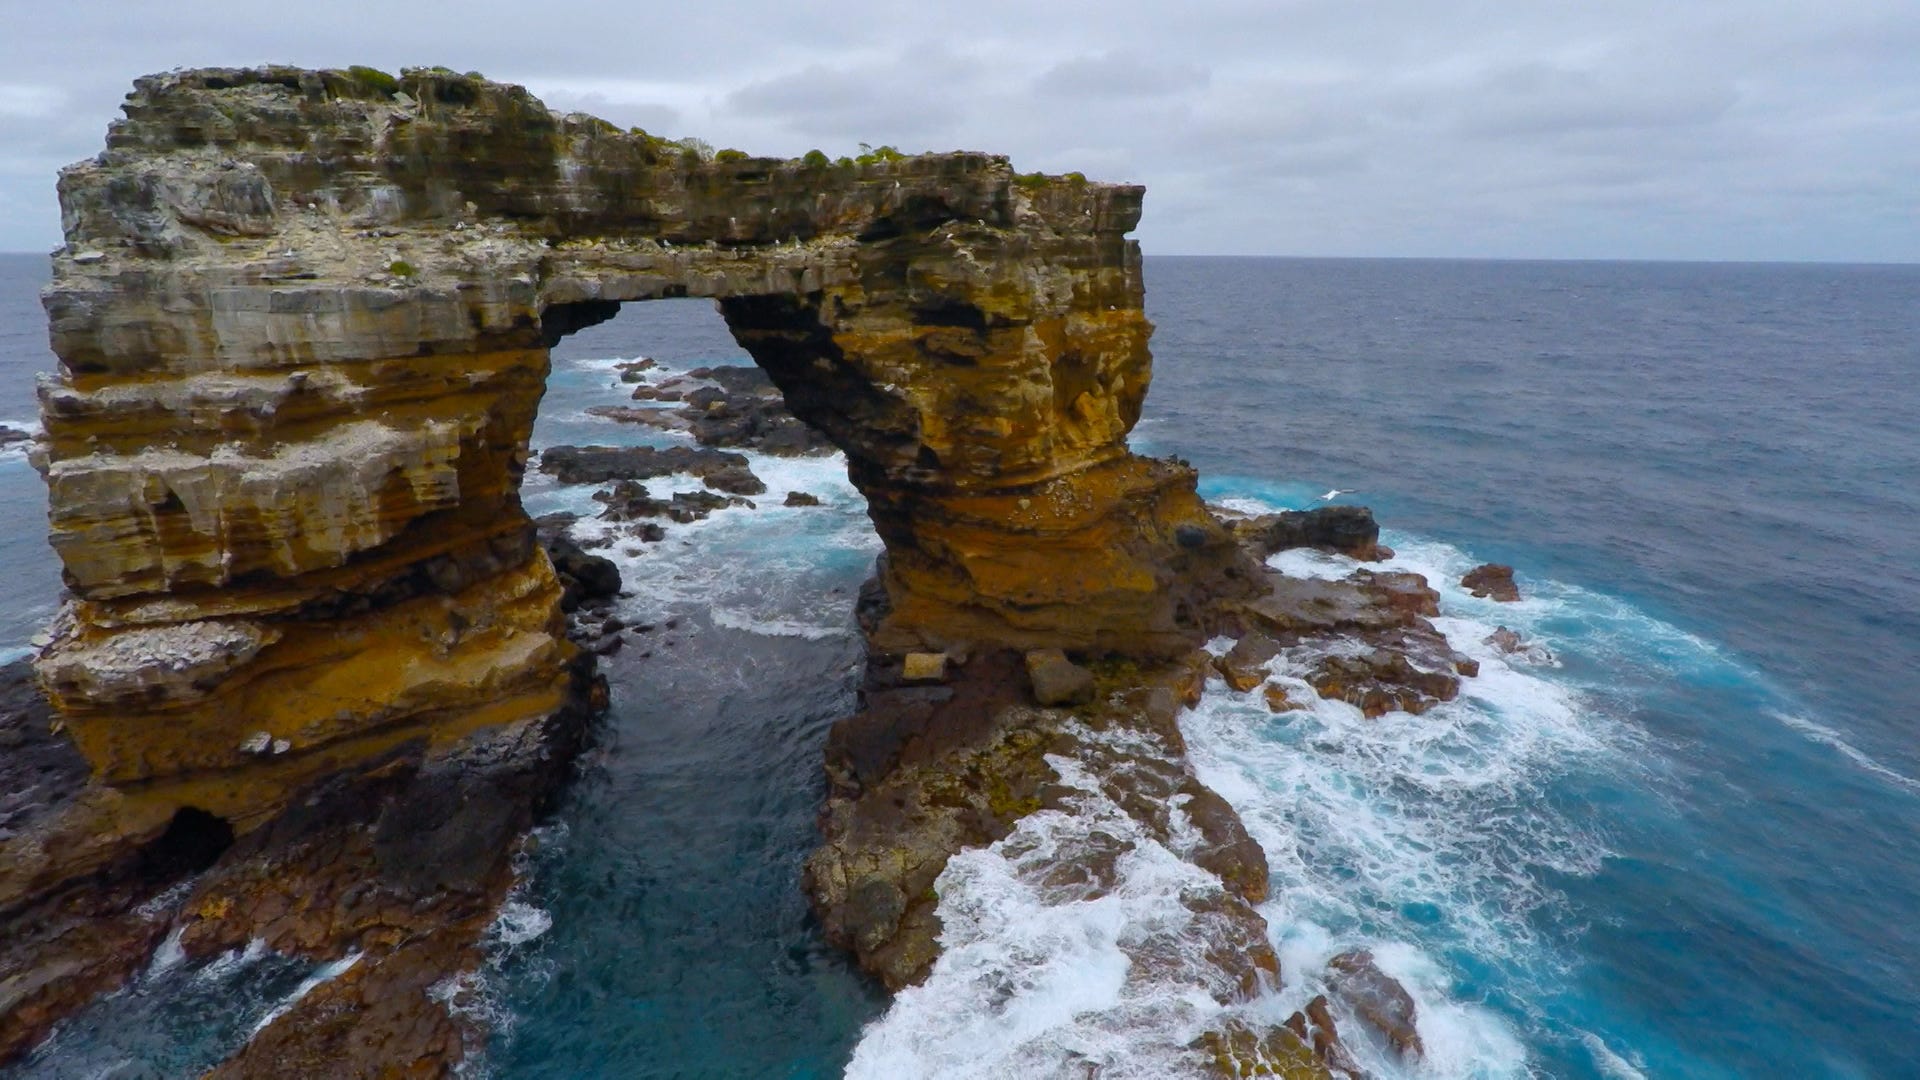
[[4, 256, 1918, 1076]]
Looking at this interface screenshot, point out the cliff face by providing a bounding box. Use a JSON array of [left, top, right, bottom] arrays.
[[33, 66, 1247, 823]]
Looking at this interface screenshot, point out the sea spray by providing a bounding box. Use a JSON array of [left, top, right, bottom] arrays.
[[848, 745, 1256, 1079]]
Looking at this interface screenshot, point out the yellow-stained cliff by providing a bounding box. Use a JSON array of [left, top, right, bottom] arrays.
[[34, 65, 1252, 823]]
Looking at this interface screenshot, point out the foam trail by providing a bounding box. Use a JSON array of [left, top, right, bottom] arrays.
[[248, 951, 363, 1036], [1770, 710, 1920, 795], [1580, 1029, 1651, 1080]]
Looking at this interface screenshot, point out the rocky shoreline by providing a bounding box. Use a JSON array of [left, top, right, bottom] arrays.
[[9, 65, 1545, 1076], [0, 349, 1539, 1075], [0, 594, 606, 1075]]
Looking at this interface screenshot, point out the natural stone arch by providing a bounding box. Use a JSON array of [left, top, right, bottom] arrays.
[[33, 66, 1248, 826]]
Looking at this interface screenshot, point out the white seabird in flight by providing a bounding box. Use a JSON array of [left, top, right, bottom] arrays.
[[1316, 488, 1355, 501]]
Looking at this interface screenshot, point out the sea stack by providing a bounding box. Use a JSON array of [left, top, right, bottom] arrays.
[[6, 66, 1285, 1072]]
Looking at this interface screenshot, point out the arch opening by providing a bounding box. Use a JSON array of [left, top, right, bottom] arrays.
[[32, 66, 1251, 824]]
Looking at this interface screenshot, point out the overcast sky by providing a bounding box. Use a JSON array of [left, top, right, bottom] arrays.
[[1, 0, 1914, 261]]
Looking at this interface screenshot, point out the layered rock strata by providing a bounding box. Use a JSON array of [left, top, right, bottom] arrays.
[[35, 65, 1249, 825], [17, 64, 1457, 1075]]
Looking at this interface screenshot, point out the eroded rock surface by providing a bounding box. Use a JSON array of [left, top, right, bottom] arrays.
[[19, 64, 1449, 1075], [35, 64, 1254, 825], [1461, 562, 1521, 602]]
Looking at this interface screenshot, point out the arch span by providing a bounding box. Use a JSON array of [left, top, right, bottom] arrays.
[[33, 67, 1249, 820]]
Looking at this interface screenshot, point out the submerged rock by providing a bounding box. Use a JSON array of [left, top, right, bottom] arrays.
[[1327, 949, 1424, 1060], [1461, 562, 1521, 602], [538, 444, 765, 495]]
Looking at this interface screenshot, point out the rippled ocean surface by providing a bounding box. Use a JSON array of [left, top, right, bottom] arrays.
[[2, 253, 1917, 1078]]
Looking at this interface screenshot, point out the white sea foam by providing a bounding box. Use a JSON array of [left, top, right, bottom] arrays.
[[147, 927, 188, 975], [1580, 1028, 1651, 1079], [488, 900, 554, 950], [848, 748, 1251, 1079], [844, 483, 1662, 1076], [1769, 710, 1920, 794], [551, 438, 878, 640], [192, 938, 270, 984], [248, 951, 363, 1036], [1264, 546, 1359, 581]]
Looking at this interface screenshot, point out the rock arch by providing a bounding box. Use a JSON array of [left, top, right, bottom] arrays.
[[34, 67, 1247, 823]]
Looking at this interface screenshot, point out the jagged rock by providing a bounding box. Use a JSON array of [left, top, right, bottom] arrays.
[[1306, 647, 1460, 718], [1264, 684, 1304, 712], [1216, 631, 1283, 692], [1484, 625, 1554, 664], [538, 444, 764, 495], [20, 63, 1287, 1072], [807, 653, 1276, 1003], [1232, 505, 1384, 561], [784, 490, 821, 507], [1025, 648, 1095, 706], [1193, 1019, 1330, 1079], [36, 67, 1256, 828], [1327, 949, 1424, 1060], [0, 425, 32, 447], [1227, 566, 1471, 719], [1461, 562, 1521, 602]]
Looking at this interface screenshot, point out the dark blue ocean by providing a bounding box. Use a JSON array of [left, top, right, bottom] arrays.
[[3, 253, 1917, 1078]]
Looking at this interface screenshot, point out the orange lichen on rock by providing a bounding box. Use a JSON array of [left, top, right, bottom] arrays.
[[32, 65, 1253, 825]]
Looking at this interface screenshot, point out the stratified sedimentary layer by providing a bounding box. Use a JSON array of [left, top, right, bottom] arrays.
[[35, 65, 1251, 818]]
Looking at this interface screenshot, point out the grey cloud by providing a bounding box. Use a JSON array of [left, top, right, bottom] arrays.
[[1456, 63, 1739, 139], [1033, 53, 1208, 99], [0, 0, 1914, 261], [724, 53, 979, 144]]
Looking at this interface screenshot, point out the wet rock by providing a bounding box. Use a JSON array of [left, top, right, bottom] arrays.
[[614, 357, 656, 381], [1025, 648, 1095, 706], [1461, 563, 1521, 602], [700, 461, 767, 497], [627, 385, 686, 402], [784, 490, 821, 507], [538, 444, 764, 494], [596, 479, 667, 522], [666, 490, 745, 522], [1264, 684, 1304, 712], [807, 653, 1281, 1006], [1215, 632, 1282, 692], [1327, 949, 1424, 1060], [1351, 569, 1441, 619], [538, 527, 621, 613], [584, 404, 690, 431], [1231, 505, 1384, 561], [1193, 1018, 1329, 1079], [1238, 574, 1420, 639], [1305, 647, 1460, 718], [0, 425, 32, 447], [1484, 625, 1554, 664]]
